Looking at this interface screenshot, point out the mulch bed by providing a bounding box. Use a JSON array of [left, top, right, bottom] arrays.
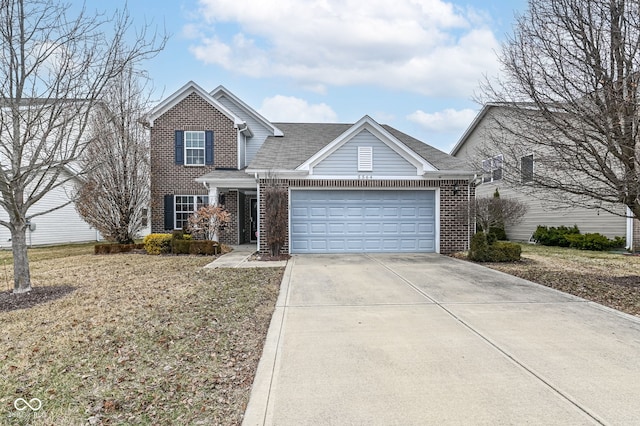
[[0, 285, 76, 313]]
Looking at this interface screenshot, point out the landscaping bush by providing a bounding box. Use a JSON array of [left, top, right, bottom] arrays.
[[566, 233, 624, 251], [171, 239, 219, 255], [94, 243, 144, 254], [188, 240, 218, 255], [532, 225, 580, 247], [489, 241, 522, 261], [488, 226, 507, 241], [469, 232, 522, 262], [143, 233, 173, 255], [468, 232, 491, 262]]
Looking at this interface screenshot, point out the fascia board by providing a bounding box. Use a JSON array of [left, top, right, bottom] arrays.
[[211, 85, 284, 136], [147, 81, 240, 127]]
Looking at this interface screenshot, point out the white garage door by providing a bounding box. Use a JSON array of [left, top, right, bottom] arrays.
[[290, 189, 436, 253]]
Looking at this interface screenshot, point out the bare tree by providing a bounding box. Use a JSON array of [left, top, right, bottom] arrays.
[[477, 0, 640, 219], [473, 195, 528, 237], [75, 67, 152, 244], [0, 0, 165, 293], [186, 205, 231, 241]]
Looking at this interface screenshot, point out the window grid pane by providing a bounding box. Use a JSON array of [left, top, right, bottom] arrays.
[[185, 131, 205, 165]]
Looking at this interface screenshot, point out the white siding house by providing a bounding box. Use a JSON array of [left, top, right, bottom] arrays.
[[451, 104, 629, 245], [0, 169, 100, 247]]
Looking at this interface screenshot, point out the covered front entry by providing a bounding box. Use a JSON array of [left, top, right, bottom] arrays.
[[290, 189, 437, 253]]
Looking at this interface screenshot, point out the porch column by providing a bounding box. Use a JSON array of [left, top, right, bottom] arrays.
[[209, 186, 219, 241]]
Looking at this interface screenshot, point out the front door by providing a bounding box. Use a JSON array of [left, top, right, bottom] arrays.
[[250, 198, 258, 242]]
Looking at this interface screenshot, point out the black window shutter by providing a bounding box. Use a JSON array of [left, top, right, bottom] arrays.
[[175, 130, 184, 165], [205, 130, 214, 165], [164, 194, 174, 230]]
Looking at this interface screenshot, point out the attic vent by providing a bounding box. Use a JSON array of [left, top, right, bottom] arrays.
[[358, 146, 373, 171]]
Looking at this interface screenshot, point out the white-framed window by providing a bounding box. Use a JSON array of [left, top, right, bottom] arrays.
[[185, 131, 205, 166], [358, 146, 373, 171], [521, 154, 534, 183], [482, 154, 503, 183], [175, 195, 209, 229]]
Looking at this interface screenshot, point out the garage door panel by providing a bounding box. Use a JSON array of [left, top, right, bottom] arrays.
[[290, 190, 436, 253]]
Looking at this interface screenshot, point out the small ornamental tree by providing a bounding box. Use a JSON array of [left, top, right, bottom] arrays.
[[186, 205, 231, 241], [264, 184, 288, 256], [473, 194, 527, 239]]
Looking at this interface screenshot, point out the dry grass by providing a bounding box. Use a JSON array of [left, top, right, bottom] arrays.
[[0, 246, 283, 425], [478, 244, 640, 317]]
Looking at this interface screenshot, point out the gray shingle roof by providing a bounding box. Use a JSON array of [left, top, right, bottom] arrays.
[[248, 122, 469, 171]]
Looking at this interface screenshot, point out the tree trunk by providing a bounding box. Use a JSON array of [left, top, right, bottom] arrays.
[[11, 225, 31, 293]]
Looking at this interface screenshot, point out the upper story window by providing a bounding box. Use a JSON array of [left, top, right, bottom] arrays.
[[521, 154, 534, 183], [482, 154, 503, 183], [185, 131, 205, 166], [174, 130, 214, 166]]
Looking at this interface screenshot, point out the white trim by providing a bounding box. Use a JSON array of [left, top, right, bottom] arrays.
[[145, 81, 242, 128], [296, 116, 436, 175], [211, 85, 284, 137], [184, 130, 206, 166]]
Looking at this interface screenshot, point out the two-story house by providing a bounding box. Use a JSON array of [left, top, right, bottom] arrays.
[[145, 81, 476, 255], [451, 103, 635, 249]]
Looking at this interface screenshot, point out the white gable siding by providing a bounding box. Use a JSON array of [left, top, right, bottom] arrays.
[[217, 95, 273, 167], [0, 179, 98, 247], [313, 129, 417, 176]]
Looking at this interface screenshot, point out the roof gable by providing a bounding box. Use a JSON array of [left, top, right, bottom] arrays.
[[297, 116, 436, 174], [144, 81, 242, 127], [211, 85, 283, 137]]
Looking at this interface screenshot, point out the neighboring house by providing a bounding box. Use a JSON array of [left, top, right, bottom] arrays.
[[0, 168, 101, 247], [451, 103, 634, 249], [145, 81, 476, 254]]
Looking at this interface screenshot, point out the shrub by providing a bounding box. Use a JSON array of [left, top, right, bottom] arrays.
[[488, 226, 507, 241], [489, 241, 522, 261], [566, 233, 623, 251], [532, 225, 580, 247], [468, 232, 491, 262], [188, 240, 218, 255], [469, 232, 522, 262], [143, 233, 172, 255], [94, 243, 144, 254], [171, 239, 219, 255]]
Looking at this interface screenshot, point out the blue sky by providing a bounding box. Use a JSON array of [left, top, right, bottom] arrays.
[[89, 0, 528, 153]]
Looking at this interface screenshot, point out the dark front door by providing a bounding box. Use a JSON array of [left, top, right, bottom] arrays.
[[250, 198, 257, 242]]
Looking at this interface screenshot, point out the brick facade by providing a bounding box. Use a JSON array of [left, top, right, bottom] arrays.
[[258, 178, 474, 255], [150, 88, 475, 253], [150, 92, 238, 234]]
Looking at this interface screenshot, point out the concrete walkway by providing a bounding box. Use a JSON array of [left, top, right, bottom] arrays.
[[243, 253, 640, 425], [204, 244, 288, 268]]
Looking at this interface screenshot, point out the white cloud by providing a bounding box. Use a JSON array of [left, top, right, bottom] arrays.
[[407, 108, 477, 133], [258, 95, 338, 122], [188, 0, 500, 96]]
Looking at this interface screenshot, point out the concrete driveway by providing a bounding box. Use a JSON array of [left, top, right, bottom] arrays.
[[243, 254, 640, 425]]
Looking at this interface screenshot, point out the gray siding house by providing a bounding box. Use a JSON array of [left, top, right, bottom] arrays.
[[451, 104, 634, 248], [146, 81, 476, 254]]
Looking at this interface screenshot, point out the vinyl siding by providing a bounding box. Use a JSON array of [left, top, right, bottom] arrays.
[[455, 106, 627, 241], [313, 129, 417, 176], [0, 178, 99, 247], [217, 94, 273, 167], [476, 183, 626, 241]]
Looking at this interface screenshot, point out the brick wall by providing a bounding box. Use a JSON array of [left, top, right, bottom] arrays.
[[150, 92, 238, 233], [258, 178, 474, 255], [219, 191, 238, 245]]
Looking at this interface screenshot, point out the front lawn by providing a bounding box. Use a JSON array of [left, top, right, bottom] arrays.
[[481, 244, 640, 317], [0, 246, 283, 425]]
